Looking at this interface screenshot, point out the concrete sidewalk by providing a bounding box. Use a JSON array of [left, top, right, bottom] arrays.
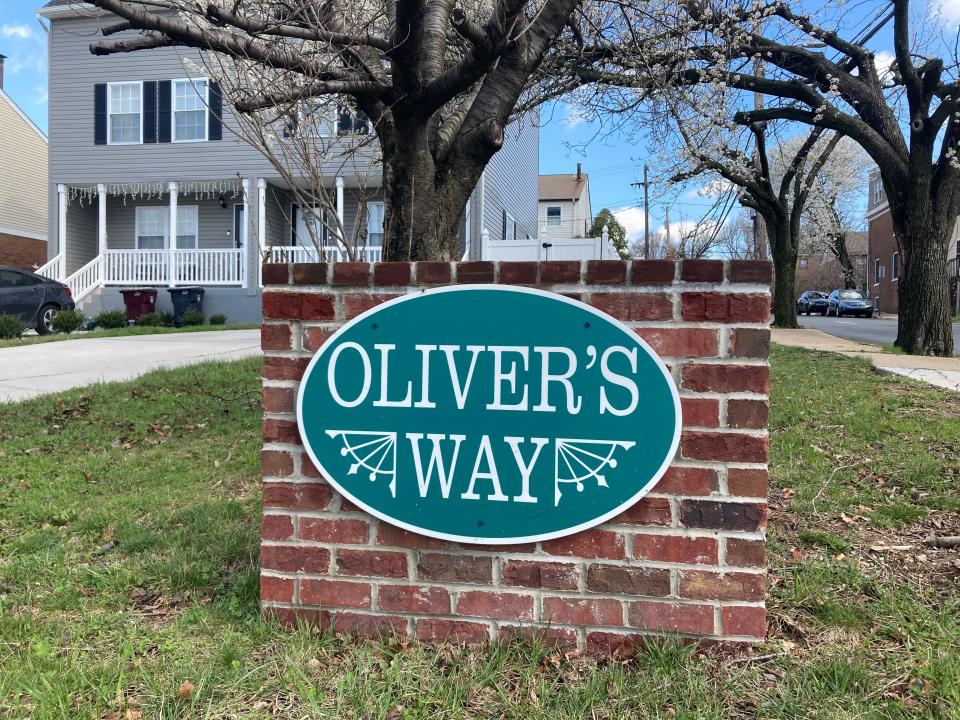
[[773, 328, 960, 392], [0, 329, 261, 403]]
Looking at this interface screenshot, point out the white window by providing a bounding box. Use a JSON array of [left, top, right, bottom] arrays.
[[135, 206, 168, 249], [173, 78, 208, 142], [506, 213, 516, 240], [176, 206, 198, 249], [874, 258, 884, 284], [892, 251, 899, 281], [108, 81, 142, 144], [546, 206, 562, 227], [799, 257, 808, 268], [367, 202, 385, 246]]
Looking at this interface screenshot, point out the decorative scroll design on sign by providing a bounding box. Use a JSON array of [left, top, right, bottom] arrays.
[[326, 430, 398, 497], [554, 439, 636, 506]]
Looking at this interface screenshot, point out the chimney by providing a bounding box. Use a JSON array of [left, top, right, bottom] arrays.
[[0, 54, 6, 91], [576, 162, 582, 181]]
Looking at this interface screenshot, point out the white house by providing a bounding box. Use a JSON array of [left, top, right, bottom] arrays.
[[538, 165, 592, 241]]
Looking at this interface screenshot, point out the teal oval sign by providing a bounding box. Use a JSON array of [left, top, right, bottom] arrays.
[[297, 286, 681, 544]]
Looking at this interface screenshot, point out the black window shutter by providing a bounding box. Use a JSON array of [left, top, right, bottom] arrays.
[[142, 81, 157, 143], [208, 80, 222, 141], [502, 209, 507, 240], [94, 83, 107, 145], [157, 80, 172, 143]]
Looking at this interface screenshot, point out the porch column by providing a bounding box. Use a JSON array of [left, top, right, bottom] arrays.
[[97, 184, 107, 285], [335, 176, 345, 246], [257, 178, 266, 287], [57, 183, 67, 280], [242, 178, 250, 290], [168, 181, 178, 288]]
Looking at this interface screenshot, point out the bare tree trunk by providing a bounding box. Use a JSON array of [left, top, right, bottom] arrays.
[[894, 217, 955, 355], [765, 216, 798, 328], [829, 232, 856, 289]]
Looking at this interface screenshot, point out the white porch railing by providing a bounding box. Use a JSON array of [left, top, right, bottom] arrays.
[[176, 249, 245, 285], [103, 249, 245, 286], [64, 255, 104, 303], [36, 254, 65, 281], [104, 249, 169, 285], [265, 245, 383, 264]]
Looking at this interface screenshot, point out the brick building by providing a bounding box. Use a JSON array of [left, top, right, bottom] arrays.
[[796, 231, 868, 294]]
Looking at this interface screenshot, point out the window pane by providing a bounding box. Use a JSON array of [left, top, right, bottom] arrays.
[[111, 113, 139, 143], [546, 207, 561, 226], [367, 202, 384, 245], [174, 80, 205, 111], [138, 236, 165, 250], [175, 109, 205, 141], [136, 206, 168, 248]]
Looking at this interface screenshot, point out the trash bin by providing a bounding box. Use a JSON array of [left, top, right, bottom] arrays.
[[119, 288, 158, 322], [167, 286, 205, 326]]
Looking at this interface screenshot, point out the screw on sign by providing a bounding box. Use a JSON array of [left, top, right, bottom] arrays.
[[297, 286, 681, 544]]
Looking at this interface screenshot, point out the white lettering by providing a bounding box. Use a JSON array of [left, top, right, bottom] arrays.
[[413, 344, 438, 408], [503, 436, 547, 503], [406, 433, 465, 498], [533, 347, 582, 414], [599, 346, 639, 416], [373, 344, 413, 408], [327, 341, 371, 408], [440, 344, 484, 410], [486, 346, 529, 411], [461, 435, 509, 501]]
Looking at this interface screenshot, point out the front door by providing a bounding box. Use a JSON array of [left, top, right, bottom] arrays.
[[233, 204, 245, 249]]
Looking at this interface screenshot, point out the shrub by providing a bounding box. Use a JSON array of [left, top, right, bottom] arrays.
[[180, 308, 205, 326], [209, 313, 227, 325], [0, 313, 23, 340], [95, 309, 127, 329], [158, 311, 175, 327], [51, 309, 85, 334], [136, 312, 165, 327]]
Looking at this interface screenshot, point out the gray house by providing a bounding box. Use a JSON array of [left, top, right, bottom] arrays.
[[37, 1, 539, 322]]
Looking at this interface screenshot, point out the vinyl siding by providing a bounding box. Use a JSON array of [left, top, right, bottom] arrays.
[[481, 116, 539, 241], [0, 91, 47, 238], [104, 196, 235, 249], [63, 201, 97, 274]]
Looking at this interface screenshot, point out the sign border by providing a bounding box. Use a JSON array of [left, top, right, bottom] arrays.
[[294, 284, 682, 545]]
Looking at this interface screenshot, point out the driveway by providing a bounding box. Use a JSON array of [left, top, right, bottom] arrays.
[[0, 329, 261, 403], [798, 313, 960, 348]]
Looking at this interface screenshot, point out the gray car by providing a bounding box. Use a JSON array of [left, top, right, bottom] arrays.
[[0, 266, 76, 335], [826, 289, 873, 318]]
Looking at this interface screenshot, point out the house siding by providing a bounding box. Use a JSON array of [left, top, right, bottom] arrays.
[[64, 201, 97, 274], [481, 117, 539, 241], [104, 196, 236, 249], [0, 90, 47, 239]]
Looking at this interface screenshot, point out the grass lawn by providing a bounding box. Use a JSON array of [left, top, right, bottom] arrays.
[[0, 347, 958, 718], [0, 323, 260, 349]]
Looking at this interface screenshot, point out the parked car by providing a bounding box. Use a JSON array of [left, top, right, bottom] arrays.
[[796, 290, 828, 315], [0, 266, 75, 334], [826, 289, 873, 318]]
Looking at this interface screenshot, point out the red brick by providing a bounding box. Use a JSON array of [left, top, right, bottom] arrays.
[[261, 513, 294, 540], [457, 261, 495, 283], [499, 625, 578, 648], [377, 523, 449, 550], [586, 260, 627, 284], [543, 597, 623, 626], [729, 328, 770, 358], [378, 585, 450, 614], [498, 261, 538, 284], [262, 418, 300, 444], [725, 538, 765, 567], [261, 324, 292, 351], [263, 606, 324, 627], [728, 260, 773, 283], [586, 565, 671, 596], [501, 560, 579, 590], [727, 399, 769, 429], [292, 263, 328, 284], [681, 397, 720, 428], [263, 292, 335, 321], [590, 292, 673, 321], [453, 541, 536, 554], [261, 544, 330, 573], [631, 260, 675, 285], [261, 574, 294, 603], [337, 549, 408, 578], [612, 497, 672, 526], [679, 570, 765, 601], [300, 517, 370, 544], [261, 449, 294, 477], [635, 328, 718, 358], [585, 631, 645, 655], [332, 262, 370, 285], [301, 452, 323, 478], [681, 259, 723, 283], [722, 606, 766, 637], [300, 579, 371, 608], [263, 482, 333, 510], [680, 432, 768, 464], [263, 356, 310, 382], [628, 601, 714, 634], [653, 466, 718, 496], [456, 591, 535, 620], [262, 263, 289, 285], [727, 468, 768, 498], [303, 326, 334, 352], [633, 534, 718, 564], [416, 261, 452, 284], [343, 292, 402, 319], [374, 262, 411, 286], [540, 260, 581, 283], [681, 364, 769, 394], [263, 386, 296, 413], [330, 612, 407, 638], [680, 293, 769, 323], [417, 554, 492, 584], [542, 529, 625, 559], [416, 618, 490, 643]]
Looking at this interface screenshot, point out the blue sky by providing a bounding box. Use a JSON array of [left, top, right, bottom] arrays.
[[5, 0, 949, 245]]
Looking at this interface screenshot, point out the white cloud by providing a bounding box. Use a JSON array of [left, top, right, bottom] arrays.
[[936, 0, 960, 23], [1, 24, 33, 39], [561, 103, 588, 128], [33, 85, 48, 105], [614, 207, 646, 241]]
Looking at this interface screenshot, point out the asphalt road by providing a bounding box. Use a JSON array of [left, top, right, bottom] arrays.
[[797, 313, 960, 348]]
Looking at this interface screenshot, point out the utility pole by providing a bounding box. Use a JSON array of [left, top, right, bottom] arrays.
[[630, 165, 651, 259], [664, 206, 671, 255]]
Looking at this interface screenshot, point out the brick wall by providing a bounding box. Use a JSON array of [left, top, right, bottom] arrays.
[[0, 232, 47, 271], [867, 209, 899, 314], [260, 259, 771, 650]]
